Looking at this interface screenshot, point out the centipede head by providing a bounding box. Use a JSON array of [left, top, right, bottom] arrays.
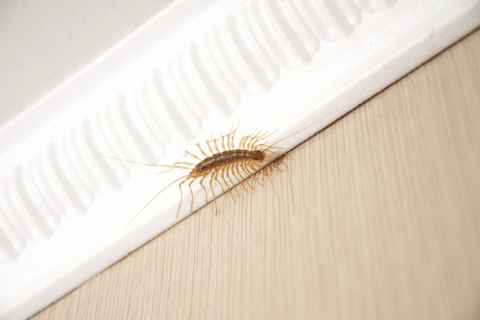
[[251, 150, 266, 162]]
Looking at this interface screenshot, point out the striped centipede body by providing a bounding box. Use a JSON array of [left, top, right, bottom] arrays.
[[94, 116, 331, 226], [123, 123, 288, 226]]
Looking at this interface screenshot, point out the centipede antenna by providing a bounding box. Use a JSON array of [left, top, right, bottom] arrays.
[[84, 154, 155, 166], [84, 154, 194, 169], [125, 175, 188, 228]]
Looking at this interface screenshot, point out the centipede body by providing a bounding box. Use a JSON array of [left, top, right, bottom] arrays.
[[92, 116, 329, 227], [120, 122, 288, 226]]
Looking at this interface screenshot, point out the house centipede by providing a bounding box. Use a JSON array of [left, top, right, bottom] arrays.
[[92, 115, 335, 227]]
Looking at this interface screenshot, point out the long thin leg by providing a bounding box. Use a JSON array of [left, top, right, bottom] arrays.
[[238, 163, 254, 191], [235, 165, 250, 193], [263, 149, 284, 158], [88, 154, 194, 170], [257, 144, 286, 151], [230, 133, 235, 150], [245, 130, 269, 150], [206, 139, 215, 155], [240, 127, 257, 149], [240, 162, 252, 176], [209, 176, 218, 215], [251, 129, 278, 150], [188, 177, 198, 214], [220, 167, 236, 202], [225, 165, 240, 197], [176, 178, 188, 218], [221, 134, 227, 151], [196, 143, 209, 158], [227, 134, 232, 151], [213, 170, 225, 193], [247, 162, 264, 186], [228, 122, 241, 151], [222, 135, 229, 151], [155, 161, 196, 174], [244, 128, 260, 149], [242, 162, 259, 186], [247, 165, 263, 186], [242, 135, 252, 150], [247, 130, 268, 150], [231, 163, 248, 192], [259, 145, 285, 156], [126, 175, 189, 227], [239, 136, 247, 149], [222, 124, 235, 151], [213, 137, 221, 153], [199, 175, 208, 204], [182, 151, 202, 161]]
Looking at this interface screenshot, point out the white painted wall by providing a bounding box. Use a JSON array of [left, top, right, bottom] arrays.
[[0, 0, 174, 126]]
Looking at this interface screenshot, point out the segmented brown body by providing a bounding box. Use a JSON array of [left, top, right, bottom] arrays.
[[193, 150, 265, 174], [122, 123, 283, 226], [92, 114, 333, 227]]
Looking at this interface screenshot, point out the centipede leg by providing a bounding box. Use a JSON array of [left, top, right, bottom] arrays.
[[220, 167, 236, 202], [240, 127, 257, 149], [223, 123, 236, 151], [221, 134, 228, 151], [229, 122, 240, 150], [213, 170, 225, 193], [238, 163, 254, 191], [209, 176, 218, 215], [264, 150, 284, 159], [206, 140, 215, 155], [196, 143, 209, 158], [247, 167, 263, 187], [188, 177, 198, 214], [222, 135, 229, 151], [231, 164, 248, 192], [248, 131, 267, 150], [239, 136, 247, 149], [225, 165, 240, 197], [176, 177, 191, 218], [235, 165, 250, 194], [213, 137, 221, 153], [228, 133, 234, 150], [199, 176, 209, 204], [247, 163, 265, 186], [248, 129, 271, 150], [182, 151, 202, 161]]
